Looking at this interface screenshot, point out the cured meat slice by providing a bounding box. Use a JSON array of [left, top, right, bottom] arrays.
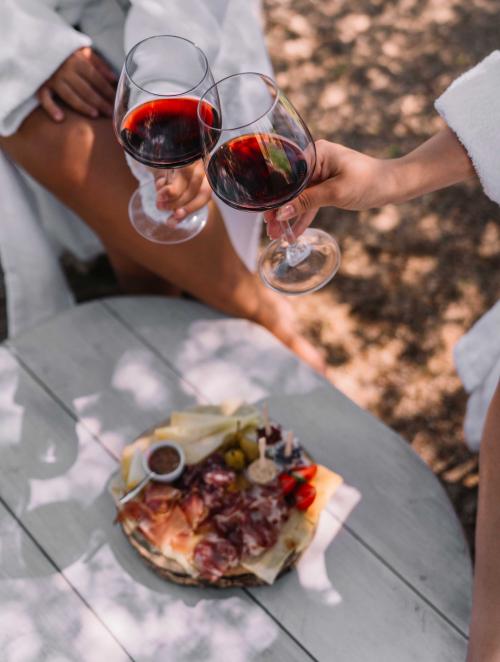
[[143, 483, 181, 513], [181, 492, 208, 530], [193, 534, 239, 581], [203, 467, 236, 487], [115, 500, 153, 524], [210, 483, 290, 558], [140, 504, 192, 552]]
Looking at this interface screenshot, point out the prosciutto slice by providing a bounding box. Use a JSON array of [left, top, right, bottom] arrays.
[[139, 504, 192, 554], [143, 483, 181, 513]]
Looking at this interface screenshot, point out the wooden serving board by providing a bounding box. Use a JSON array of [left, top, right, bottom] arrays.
[[121, 520, 299, 588], [116, 419, 312, 588]]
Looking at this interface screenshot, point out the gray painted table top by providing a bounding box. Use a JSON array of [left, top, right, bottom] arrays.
[[0, 296, 471, 661]]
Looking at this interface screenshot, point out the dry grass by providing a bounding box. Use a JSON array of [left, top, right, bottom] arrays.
[[263, 0, 500, 553]]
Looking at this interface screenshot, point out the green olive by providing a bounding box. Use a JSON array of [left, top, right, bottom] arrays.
[[239, 435, 260, 462], [224, 448, 246, 471]]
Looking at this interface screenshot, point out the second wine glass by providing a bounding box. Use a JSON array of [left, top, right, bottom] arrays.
[[197, 72, 340, 294], [114, 35, 218, 244]]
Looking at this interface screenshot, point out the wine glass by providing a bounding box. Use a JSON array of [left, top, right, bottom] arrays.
[[114, 35, 218, 244], [197, 72, 340, 295]]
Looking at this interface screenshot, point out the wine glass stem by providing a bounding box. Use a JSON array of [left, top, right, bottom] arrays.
[[281, 219, 311, 267]]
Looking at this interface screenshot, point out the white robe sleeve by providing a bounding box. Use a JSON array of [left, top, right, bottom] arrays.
[[0, 0, 91, 136], [435, 51, 500, 204], [453, 302, 500, 451], [436, 51, 500, 450]]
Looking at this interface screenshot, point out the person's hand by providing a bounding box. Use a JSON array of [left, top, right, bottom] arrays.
[[265, 127, 476, 240], [37, 47, 117, 122], [264, 140, 397, 239], [154, 161, 212, 220]]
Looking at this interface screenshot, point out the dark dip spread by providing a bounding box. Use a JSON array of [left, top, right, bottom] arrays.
[[149, 446, 181, 475]]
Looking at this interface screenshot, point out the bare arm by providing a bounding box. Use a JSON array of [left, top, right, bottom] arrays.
[[467, 381, 500, 662], [264, 126, 476, 238], [391, 126, 476, 204]]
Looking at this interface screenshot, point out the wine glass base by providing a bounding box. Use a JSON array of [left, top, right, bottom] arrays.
[[129, 183, 208, 244], [258, 228, 341, 296]]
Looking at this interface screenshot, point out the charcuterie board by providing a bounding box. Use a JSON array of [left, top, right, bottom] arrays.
[[111, 403, 343, 587]]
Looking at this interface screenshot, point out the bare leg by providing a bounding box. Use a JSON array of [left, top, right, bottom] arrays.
[[105, 248, 181, 297], [0, 108, 325, 372]]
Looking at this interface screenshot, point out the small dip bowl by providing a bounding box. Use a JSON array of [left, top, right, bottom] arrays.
[[142, 441, 185, 483]]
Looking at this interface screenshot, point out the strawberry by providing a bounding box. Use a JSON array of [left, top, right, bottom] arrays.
[[295, 483, 316, 511], [290, 465, 317, 482], [278, 472, 297, 495]]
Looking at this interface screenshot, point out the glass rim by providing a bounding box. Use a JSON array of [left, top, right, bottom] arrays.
[[124, 34, 210, 98], [197, 72, 280, 132]]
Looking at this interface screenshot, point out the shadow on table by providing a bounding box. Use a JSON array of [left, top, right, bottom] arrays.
[[0, 339, 362, 661]]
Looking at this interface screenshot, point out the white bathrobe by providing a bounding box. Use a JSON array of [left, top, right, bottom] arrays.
[[0, 0, 272, 335], [435, 52, 500, 450]]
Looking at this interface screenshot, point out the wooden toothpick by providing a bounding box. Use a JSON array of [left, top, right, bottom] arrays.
[[263, 403, 271, 436], [258, 436, 267, 467], [284, 431, 294, 458]]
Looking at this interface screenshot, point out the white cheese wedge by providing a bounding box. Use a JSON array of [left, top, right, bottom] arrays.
[[126, 448, 147, 489], [241, 510, 315, 584], [155, 411, 260, 443], [182, 431, 228, 465], [121, 435, 150, 484]]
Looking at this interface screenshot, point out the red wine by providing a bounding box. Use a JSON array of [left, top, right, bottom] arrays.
[[120, 97, 219, 168], [206, 133, 308, 211]]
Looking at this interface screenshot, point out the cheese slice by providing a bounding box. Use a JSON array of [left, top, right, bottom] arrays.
[[183, 431, 228, 465], [305, 464, 343, 526], [121, 435, 150, 484], [126, 448, 147, 489], [155, 411, 260, 443], [240, 510, 315, 584], [240, 464, 343, 584]]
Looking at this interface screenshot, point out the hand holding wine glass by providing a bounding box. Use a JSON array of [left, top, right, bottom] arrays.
[[154, 159, 211, 220], [264, 127, 477, 240], [114, 35, 219, 244], [197, 73, 341, 295]]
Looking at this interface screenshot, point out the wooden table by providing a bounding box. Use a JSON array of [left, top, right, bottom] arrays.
[[0, 297, 472, 661]]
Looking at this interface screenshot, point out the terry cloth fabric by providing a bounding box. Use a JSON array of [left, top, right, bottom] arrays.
[[435, 51, 500, 205], [0, 151, 75, 338], [0, 0, 269, 338], [454, 302, 500, 451], [435, 52, 500, 449]]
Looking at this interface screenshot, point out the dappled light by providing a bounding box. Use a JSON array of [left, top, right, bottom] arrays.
[[297, 483, 361, 606], [112, 348, 172, 410], [175, 319, 323, 402], [263, 2, 499, 552]]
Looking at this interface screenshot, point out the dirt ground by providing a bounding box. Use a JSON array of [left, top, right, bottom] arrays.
[[262, 0, 500, 554]]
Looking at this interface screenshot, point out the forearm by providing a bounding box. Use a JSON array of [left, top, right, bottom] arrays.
[[467, 381, 500, 662], [390, 126, 476, 204]]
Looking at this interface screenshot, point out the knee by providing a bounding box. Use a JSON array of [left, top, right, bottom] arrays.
[[61, 116, 101, 186]]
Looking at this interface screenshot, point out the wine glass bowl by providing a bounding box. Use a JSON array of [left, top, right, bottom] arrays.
[[114, 35, 218, 243], [197, 72, 340, 294]]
